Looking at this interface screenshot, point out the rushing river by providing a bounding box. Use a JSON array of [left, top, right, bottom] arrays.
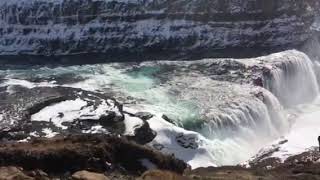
[[0, 49, 320, 168]]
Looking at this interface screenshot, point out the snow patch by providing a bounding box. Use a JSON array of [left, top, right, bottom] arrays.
[[31, 98, 88, 129], [42, 128, 59, 138], [147, 114, 217, 169], [31, 98, 121, 129], [123, 114, 144, 136], [82, 125, 109, 134]]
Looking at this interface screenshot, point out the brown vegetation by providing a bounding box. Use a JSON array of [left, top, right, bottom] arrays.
[[0, 134, 187, 175]]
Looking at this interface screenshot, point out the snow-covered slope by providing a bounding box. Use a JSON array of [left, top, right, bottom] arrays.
[[0, 0, 318, 61]]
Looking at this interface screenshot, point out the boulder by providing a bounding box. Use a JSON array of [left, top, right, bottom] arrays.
[[0, 166, 34, 180], [72, 170, 109, 180], [141, 170, 190, 180]]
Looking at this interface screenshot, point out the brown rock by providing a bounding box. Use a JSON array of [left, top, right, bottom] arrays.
[[141, 170, 190, 180], [0, 166, 34, 180], [0, 134, 187, 174], [72, 170, 109, 180]]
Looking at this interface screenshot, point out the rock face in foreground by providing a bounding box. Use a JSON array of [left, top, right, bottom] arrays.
[[0, 134, 187, 175], [0, 142, 320, 180], [0, 0, 319, 62]]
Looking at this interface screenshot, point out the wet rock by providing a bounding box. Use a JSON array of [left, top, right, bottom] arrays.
[[252, 77, 264, 87], [134, 112, 154, 121], [72, 170, 109, 180], [126, 121, 156, 145], [161, 115, 176, 125], [99, 112, 124, 126], [175, 134, 198, 149]]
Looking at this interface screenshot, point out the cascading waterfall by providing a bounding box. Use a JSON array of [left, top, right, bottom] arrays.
[[263, 51, 319, 107], [198, 95, 288, 165], [172, 76, 288, 140], [302, 34, 320, 85], [156, 76, 290, 165], [1, 50, 318, 166], [0, 63, 290, 166]]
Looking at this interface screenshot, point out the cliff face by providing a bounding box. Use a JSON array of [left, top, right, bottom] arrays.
[[0, 0, 319, 61]]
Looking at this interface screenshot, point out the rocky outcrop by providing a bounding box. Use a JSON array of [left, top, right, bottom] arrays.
[[72, 170, 110, 180], [0, 0, 319, 63], [0, 134, 187, 174], [0, 166, 35, 180], [0, 85, 156, 145]]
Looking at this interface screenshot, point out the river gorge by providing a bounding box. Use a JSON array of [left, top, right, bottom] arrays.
[[0, 0, 320, 179]]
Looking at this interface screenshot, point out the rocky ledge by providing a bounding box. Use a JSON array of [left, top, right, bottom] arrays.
[[0, 134, 186, 179], [0, 0, 319, 63], [0, 137, 319, 180]]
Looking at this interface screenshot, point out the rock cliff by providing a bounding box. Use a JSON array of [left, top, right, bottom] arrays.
[[0, 0, 319, 63]]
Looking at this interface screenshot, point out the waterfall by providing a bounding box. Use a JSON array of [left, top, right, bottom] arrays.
[[262, 50, 319, 107], [191, 86, 288, 143], [0, 56, 293, 166]]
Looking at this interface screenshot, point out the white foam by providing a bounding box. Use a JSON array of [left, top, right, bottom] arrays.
[[1, 78, 57, 90], [254, 98, 320, 162]]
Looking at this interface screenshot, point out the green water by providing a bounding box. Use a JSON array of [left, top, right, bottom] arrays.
[[105, 65, 203, 128], [0, 64, 204, 130]]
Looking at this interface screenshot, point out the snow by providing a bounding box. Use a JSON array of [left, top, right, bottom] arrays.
[[0, 2, 304, 56], [123, 114, 144, 136], [82, 125, 109, 134], [31, 98, 88, 129], [42, 128, 59, 138], [147, 114, 217, 169], [31, 96, 122, 129], [29, 131, 39, 137]]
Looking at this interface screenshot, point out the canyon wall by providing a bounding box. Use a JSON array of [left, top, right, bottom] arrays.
[[0, 0, 319, 63]]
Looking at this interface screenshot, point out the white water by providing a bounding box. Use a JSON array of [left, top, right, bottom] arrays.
[[263, 51, 319, 106], [0, 61, 289, 166], [254, 97, 320, 162], [0, 50, 319, 167]]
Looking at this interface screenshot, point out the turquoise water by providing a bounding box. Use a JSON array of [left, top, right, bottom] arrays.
[[0, 64, 204, 129], [117, 66, 204, 128]]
